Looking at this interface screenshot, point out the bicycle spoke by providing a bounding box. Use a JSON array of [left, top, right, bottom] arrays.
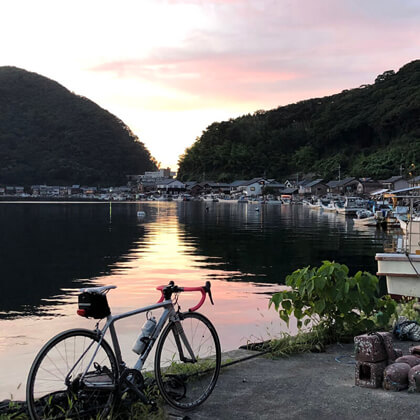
[[155, 312, 221, 409], [27, 330, 117, 420]]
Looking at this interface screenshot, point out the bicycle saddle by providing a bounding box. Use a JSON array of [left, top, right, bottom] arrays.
[[80, 285, 117, 294]]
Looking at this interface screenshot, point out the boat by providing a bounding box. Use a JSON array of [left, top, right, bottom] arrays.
[[376, 253, 420, 297], [218, 197, 235, 203], [375, 194, 420, 297], [308, 199, 322, 209], [237, 196, 248, 204], [353, 210, 377, 226], [280, 194, 292, 205], [335, 197, 366, 215], [201, 194, 219, 202], [398, 216, 420, 235], [320, 199, 336, 212]]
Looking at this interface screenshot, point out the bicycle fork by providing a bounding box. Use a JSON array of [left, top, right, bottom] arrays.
[[173, 320, 197, 363]]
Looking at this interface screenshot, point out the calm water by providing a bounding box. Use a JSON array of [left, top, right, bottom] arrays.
[[0, 201, 394, 399]]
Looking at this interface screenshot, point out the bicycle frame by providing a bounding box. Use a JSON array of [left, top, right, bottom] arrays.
[[75, 298, 190, 386]]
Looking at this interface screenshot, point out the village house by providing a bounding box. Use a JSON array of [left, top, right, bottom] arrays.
[[184, 181, 203, 196], [231, 178, 268, 197], [199, 182, 231, 195], [298, 179, 327, 196], [156, 179, 185, 194], [281, 187, 299, 196], [229, 180, 248, 195], [326, 177, 359, 195], [381, 175, 409, 191], [265, 181, 285, 195], [356, 178, 383, 196], [409, 175, 420, 188]]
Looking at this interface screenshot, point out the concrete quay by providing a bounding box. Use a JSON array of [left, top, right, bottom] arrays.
[[170, 341, 420, 420]]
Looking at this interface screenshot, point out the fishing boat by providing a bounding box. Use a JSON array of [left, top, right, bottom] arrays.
[[320, 199, 336, 212], [353, 210, 377, 226], [335, 196, 366, 215], [398, 216, 420, 234], [375, 194, 420, 297], [376, 253, 420, 297], [280, 194, 292, 205]]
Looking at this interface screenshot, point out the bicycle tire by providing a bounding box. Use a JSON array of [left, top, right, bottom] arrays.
[[26, 328, 118, 420], [154, 312, 221, 410]]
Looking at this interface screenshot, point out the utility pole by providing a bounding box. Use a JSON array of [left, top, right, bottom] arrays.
[[338, 164, 341, 181], [399, 164, 404, 176]]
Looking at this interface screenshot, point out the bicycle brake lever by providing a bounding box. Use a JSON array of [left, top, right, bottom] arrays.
[[205, 281, 214, 305], [208, 289, 214, 305]]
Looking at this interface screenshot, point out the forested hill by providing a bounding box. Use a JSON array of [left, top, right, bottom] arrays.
[[177, 60, 420, 182], [0, 67, 157, 185]]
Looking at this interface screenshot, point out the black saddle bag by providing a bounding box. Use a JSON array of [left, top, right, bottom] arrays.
[[78, 292, 111, 319]]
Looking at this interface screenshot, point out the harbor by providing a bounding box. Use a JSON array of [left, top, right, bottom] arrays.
[[0, 200, 400, 402]]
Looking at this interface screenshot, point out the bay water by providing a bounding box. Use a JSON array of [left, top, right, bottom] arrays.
[[0, 201, 394, 399]]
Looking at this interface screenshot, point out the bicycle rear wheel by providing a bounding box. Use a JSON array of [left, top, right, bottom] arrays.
[[26, 328, 118, 419], [154, 312, 221, 409]]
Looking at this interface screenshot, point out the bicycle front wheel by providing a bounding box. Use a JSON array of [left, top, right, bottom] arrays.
[[26, 328, 118, 419], [154, 312, 221, 409]]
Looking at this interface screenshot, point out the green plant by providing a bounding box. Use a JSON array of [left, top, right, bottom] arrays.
[[269, 261, 396, 341], [394, 298, 420, 323]]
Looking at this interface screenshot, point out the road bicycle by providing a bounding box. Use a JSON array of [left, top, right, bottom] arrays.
[[26, 281, 221, 419]]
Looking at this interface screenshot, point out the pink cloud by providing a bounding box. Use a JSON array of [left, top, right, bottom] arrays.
[[91, 0, 420, 110]]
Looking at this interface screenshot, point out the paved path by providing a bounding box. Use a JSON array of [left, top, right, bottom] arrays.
[[170, 341, 420, 420]]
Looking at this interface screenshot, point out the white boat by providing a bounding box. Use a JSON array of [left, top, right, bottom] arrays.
[[201, 195, 219, 202], [320, 199, 336, 212], [335, 197, 366, 215], [376, 253, 420, 298], [398, 217, 420, 234], [353, 210, 377, 226], [237, 196, 248, 204], [308, 199, 322, 209]]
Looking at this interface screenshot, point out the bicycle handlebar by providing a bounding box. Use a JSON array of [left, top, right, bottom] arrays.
[[156, 281, 214, 312]]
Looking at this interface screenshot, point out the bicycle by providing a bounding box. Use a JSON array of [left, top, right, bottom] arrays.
[[26, 281, 221, 419]]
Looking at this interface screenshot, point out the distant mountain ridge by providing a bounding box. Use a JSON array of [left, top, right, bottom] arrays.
[[0, 67, 157, 185], [177, 60, 420, 182]]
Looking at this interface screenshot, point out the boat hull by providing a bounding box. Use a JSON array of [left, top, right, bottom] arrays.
[[376, 253, 420, 297], [353, 216, 377, 226]]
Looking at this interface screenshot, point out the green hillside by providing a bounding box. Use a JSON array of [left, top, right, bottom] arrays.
[[0, 67, 157, 185], [178, 60, 420, 182]]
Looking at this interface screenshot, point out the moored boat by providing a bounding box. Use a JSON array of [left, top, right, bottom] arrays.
[[376, 253, 420, 298], [320, 199, 336, 212], [353, 210, 377, 226], [335, 196, 366, 215]]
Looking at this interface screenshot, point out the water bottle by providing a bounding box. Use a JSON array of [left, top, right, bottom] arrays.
[[132, 316, 157, 355]]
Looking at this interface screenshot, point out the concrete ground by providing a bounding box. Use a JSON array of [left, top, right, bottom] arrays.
[[169, 341, 420, 420]]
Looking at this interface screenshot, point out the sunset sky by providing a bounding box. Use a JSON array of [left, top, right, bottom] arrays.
[[1, 0, 419, 170]]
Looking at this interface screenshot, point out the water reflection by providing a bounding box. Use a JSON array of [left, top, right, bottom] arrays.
[[0, 203, 145, 318], [177, 202, 390, 283], [0, 202, 395, 320]]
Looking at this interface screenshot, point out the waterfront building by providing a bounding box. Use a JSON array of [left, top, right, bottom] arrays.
[[326, 177, 358, 195], [381, 175, 409, 191], [156, 179, 185, 194], [356, 178, 383, 196], [298, 179, 327, 196]]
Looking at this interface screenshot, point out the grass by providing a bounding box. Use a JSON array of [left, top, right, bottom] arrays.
[[260, 329, 329, 358]]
